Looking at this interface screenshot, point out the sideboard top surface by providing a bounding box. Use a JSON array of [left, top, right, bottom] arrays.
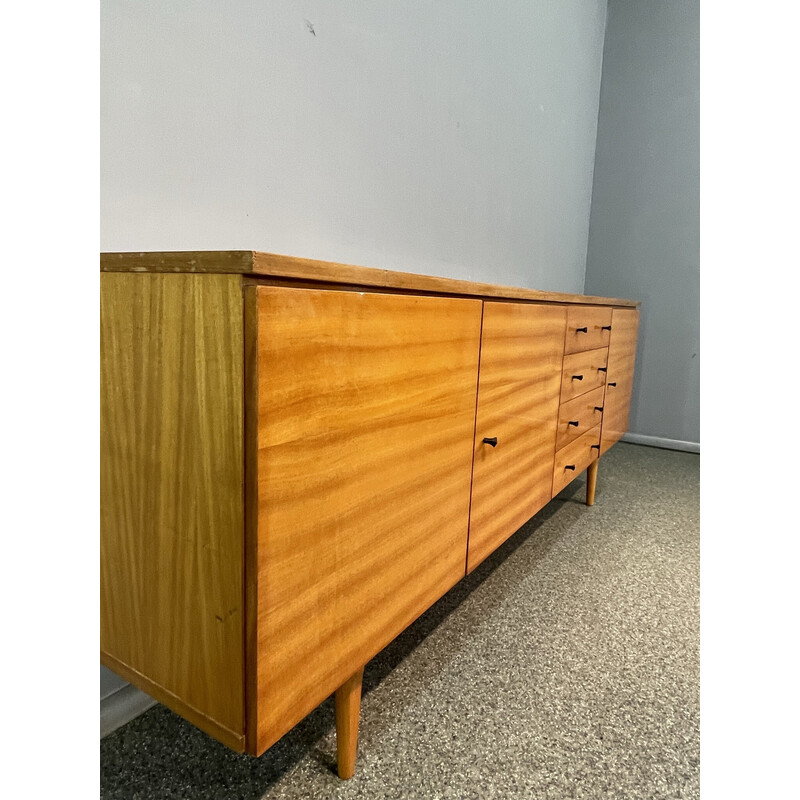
[[100, 251, 640, 308]]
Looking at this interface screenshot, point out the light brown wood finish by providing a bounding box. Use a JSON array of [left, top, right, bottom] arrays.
[[101, 251, 640, 308], [555, 385, 606, 451], [560, 347, 609, 403], [100, 273, 245, 748], [600, 308, 641, 455], [468, 302, 566, 572], [252, 286, 482, 755], [552, 425, 602, 497], [564, 305, 613, 354], [586, 459, 599, 506], [335, 668, 365, 780], [242, 286, 261, 753]]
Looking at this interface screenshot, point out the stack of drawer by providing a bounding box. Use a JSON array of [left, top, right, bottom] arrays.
[[552, 306, 612, 496]]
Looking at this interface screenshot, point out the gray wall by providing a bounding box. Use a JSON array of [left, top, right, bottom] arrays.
[[584, 0, 699, 447], [101, 1, 609, 711]]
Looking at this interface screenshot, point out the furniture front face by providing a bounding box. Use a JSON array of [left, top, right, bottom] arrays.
[[600, 308, 640, 455], [467, 301, 566, 573], [251, 286, 483, 754]]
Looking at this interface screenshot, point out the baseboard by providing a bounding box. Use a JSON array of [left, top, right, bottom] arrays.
[[621, 432, 700, 453], [100, 683, 158, 738]]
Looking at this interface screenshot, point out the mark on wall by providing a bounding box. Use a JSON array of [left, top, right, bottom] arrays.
[[305, 19, 316, 37]]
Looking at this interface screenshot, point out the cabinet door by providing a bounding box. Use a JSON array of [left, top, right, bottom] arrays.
[[600, 308, 640, 455], [467, 302, 566, 573], [251, 286, 482, 755]]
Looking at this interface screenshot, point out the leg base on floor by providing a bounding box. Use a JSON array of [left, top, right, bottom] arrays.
[[335, 666, 364, 779], [586, 458, 598, 506]]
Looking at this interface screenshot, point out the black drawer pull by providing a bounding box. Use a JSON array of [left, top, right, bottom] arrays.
[[483, 437, 498, 447], [594, 406, 604, 412], [597, 367, 607, 372], [602, 325, 612, 331], [568, 420, 579, 427], [575, 326, 588, 333], [608, 382, 617, 387], [591, 444, 601, 451], [572, 374, 584, 381], [564, 464, 576, 471]]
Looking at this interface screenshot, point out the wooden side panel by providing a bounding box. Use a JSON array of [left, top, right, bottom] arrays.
[[467, 302, 566, 573], [600, 308, 640, 455], [100, 273, 245, 747], [253, 287, 482, 755]]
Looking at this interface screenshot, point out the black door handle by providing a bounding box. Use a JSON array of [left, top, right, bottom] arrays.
[[598, 367, 607, 372], [591, 444, 600, 451], [564, 464, 576, 471], [602, 325, 612, 331], [483, 437, 498, 447], [575, 326, 588, 333], [594, 406, 604, 412], [572, 374, 584, 381], [568, 420, 579, 427], [608, 382, 617, 387]]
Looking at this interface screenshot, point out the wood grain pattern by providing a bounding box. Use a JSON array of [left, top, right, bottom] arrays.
[[600, 308, 640, 456], [552, 425, 601, 497], [100, 251, 640, 308], [560, 347, 609, 403], [555, 386, 606, 451], [100, 273, 245, 741], [252, 286, 482, 755], [564, 305, 613, 354], [467, 302, 566, 573], [242, 286, 261, 754]]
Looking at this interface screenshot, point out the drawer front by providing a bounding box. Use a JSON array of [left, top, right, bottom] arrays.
[[564, 306, 613, 354], [555, 385, 606, 451], [560, 347, 608, 403], [552, 424, 601, 496]]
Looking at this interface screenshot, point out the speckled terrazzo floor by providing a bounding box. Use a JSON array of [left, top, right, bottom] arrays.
[[101, 442, 700, 800]]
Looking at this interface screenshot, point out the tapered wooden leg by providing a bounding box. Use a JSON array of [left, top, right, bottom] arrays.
[[335, 667, 364, 779], [586, 458, 599, 506]]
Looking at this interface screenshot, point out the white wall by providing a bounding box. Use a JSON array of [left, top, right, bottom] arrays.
[[101, 1, 609, 716], [102, 0, 607, 293], [584, 0, 699, 447]]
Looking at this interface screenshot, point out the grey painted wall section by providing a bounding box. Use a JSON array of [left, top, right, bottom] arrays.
[[101, 0, 609, 718], [584, 0, 699, 445], [102, 0, 607, 293]]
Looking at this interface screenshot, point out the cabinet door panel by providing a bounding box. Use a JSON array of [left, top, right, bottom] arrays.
[[600, 308, 640, 455], [253, 286, 482, 755], [467, 302, 566, 573]]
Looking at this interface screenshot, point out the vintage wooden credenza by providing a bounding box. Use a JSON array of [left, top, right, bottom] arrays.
[[100, 251, 639, 778]]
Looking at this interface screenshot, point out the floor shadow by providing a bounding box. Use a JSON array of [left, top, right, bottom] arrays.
[[100, 483, 588, 799]]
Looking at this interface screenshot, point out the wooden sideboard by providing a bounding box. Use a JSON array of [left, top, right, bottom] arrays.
[[100, 251, 640, 779]]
